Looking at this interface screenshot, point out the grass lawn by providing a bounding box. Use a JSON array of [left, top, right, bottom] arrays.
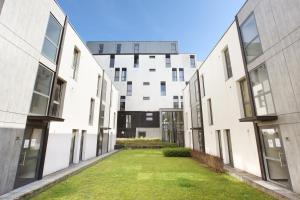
[[32, 150, 275, 200]]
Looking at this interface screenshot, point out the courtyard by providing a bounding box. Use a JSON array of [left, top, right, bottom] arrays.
[[32, 150, 275, 200]]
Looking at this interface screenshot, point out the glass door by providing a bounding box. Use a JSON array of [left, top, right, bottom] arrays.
[[14, 126, 45, 188], [260, 127, 290, 187]]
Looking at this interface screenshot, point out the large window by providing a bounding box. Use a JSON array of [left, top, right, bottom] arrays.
[[172, 68, 177, 81], [240, 78, 253, 117], [190, 55, 196, 68], [110, 55, 115, 68], [96, 75, 101, 97], [120, 96, 126, 111], [200, 74, 205, 97], [99, 104, 105, 127], [89, 98, 95, 125], [207, 98, 213, 125], [121, 68, 127, 81], [161, 81, 166, 96], [224, 48, 233, 79], [114, 68, 120, 81], [250, 65, 275, 116], [72, 47, 80, 80], [116, 44, 122, 54], [179, 68, 184, 81], [42, 14, 62, 63], [173, 96, 179, 108], [51, 78, 66, 117], [30, 64, 54, 115], [125, 115, 132, 128], [127, 81, 132, 96], [134, 55, 139, 68], [166, 54, 171, 68], [240, 13, 263, 63]]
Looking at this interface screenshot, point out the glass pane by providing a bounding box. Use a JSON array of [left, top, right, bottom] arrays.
[[262, 128, 282, 158], [245, 37, 263, 62], [30, 93, 49, 115], [34, 65, 53, 96], [42, 38, 58, 63], [46, 15, 62, 46], [241, 14, 259, 44]]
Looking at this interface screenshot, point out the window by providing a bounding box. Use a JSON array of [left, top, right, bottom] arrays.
[[149, 56, 155, 59], [89, 98, 95, 125], [99, 44, 104, 54], [171, 43, 177, 53], [134, 43, 139, 54], [121, 68, 127, 81], [143, 97, 150, 100], [180, 96, 183, 108], [116, 44, 121, 54], [190, 55, 196, 68], [149, 68, 156, 72], [207, 99, 213, 125], [172, 68, 177, 81], [127, 81, 132, 96], [96, 75, 101, 96], [161, 81, 166, 96], [138, 132, 146, 138], [71, 47, 80, 80], [110, 55, 115, 68], [200, 75, 205, 97], [249, 65, 275, 116], [134, 55, 139, 68], [173, 96, 179, 108], [120, 96, 126, 111], [30, 64, 54, 115], [99, 104, 105, 127], [143, 82, 150, 86], [194, 80, 199, 102], [146, 113, 153, 121], [240, 78, 253, 117], [42, 14, 62, 63], [51, 78, 66, 117], [179, 68, 184, 81], [102, 79, 107, 102], [240, 13, 263, 63], [114, 68, 120, 81], [125, 115, 131, 128], [223, 48, 233, 79], [166, 54, 171, 68]]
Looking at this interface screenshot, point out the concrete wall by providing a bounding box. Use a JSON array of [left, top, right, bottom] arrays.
[[237, 0, 300, 193]]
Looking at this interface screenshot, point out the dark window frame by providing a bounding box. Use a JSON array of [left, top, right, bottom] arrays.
[[127, 81, 132, 96], [161, 81, 166, 96], [121, 68, 127, 81], [88, 98, 95, 125], [110, 55, 115, 68], [207, 98, 213, 125], [114, 68, 120, 81]]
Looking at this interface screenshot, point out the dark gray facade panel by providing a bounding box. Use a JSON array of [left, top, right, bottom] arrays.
[[0, 128, 24, 195], [86, 41, 179, 55], [0, 0, 4, 14]]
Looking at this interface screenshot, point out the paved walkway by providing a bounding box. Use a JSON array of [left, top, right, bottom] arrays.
[[0, 150, 119, 200], [225, 166, 300, 200]]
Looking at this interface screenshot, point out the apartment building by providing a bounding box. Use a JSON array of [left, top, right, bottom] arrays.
[[184, 0, 300, 194], [87, 41, 197, 143], [0, 0, 118, 195]]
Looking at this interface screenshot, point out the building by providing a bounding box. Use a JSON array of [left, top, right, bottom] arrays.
[[183, 0, 300, 194], [0, 0, 118, 195], [87, 41, 197, 143]]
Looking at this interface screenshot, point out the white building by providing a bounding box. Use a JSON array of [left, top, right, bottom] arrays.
[[87, 41, 197, 142], [0, 0, 118, 195]]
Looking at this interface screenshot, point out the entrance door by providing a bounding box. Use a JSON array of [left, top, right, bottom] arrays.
[[260, 127, 290, 187], [225, 130, 234, 167], [14, 125, 45, 188]]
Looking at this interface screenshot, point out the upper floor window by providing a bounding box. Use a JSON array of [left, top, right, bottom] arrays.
[[120, 96, 126, 111], [30, 64, 54, 115], [116, 44, 122, 54], [200, 74, 205, 98], [207, 98, 213, 125], [240, 78, 253, 118], [89, 98, 95, 125], [134, 43, 139, 54], [249, 65, 275, 116], [102, 79, 107, 102], [149, 55, 155, 59], [110, 55, 115, 68], [134, 55, 139, 68], [98, 44, 104, 54], [99, 104, 105, 127], [172, 68, 177, 81], [179, 68, 184, 81], [149, 68, 156, 72], [127, 81, 132, 96], [42, 14, 62, 63], [240, 13, 263, 63], [194, 79, 199, 102], [51, 78, 66, 117], [161, 81, 166, 96], [114, 68, 120, 81], [143, 82, 150, 86], [121, 68, 127, 81], [96, 75, 101, 97], [173, 96, 179, 108], [72, 47, 80, 80], [190, 55, 196, 68], [143, 96, 150, 100], [223, 48, 233, 79], [166, 54, 171, 68]]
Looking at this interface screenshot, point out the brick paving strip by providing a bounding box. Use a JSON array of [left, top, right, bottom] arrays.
[[0, 150, 120, 200]]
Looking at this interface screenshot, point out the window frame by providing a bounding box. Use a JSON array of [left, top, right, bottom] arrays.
[[116, 44, 122, 54], [223, 47, 233, 79], [114, 68, 120, 81], [50, 78, 66, 117], [121, 68, 127, 81], [96, 74, 102, 97], [239, 78, 253, 118], [190, 55, 196, 68], [207, 98, 213, 125], [89, 98, 95, 125], [179, 68, 184, 81], [160, 81, 166, 96], [127, 81, 132, 96], [110, 55, 115, 68], [172, 68, 178, 82]]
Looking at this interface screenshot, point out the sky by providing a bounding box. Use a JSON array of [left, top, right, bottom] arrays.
[[58, 0, 246, 60]]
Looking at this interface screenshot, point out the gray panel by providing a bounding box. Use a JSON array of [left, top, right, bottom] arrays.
[[86, 41, 178, 55], [0, 0, 4, 15], [0, 128, 24, 195]]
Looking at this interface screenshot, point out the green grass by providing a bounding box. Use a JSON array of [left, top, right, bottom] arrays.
[[32, 150, 275, 200]]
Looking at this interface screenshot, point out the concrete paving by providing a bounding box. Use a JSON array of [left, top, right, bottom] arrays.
[[0, 150, 119, 200]]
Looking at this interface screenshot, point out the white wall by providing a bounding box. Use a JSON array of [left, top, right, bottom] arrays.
[[135, 128, 160, 138], [183, 85, 193, 148]]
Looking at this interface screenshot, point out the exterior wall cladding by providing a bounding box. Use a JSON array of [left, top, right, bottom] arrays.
[[0, 0, 118, 195], [184, 0, 300, 194], [87, 41, 197, 139]]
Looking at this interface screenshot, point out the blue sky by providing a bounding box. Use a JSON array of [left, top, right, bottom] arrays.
[[58, 0, 246, 60]]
